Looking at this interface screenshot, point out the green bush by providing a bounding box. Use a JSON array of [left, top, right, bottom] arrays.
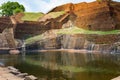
[[0, 1, 25, 16]]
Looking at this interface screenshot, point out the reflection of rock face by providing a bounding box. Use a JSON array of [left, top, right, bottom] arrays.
[[19, 51, 120, 80], [30, 51, 120, 70], [27, 33, 120, 53], [32, 52, 91, 69]]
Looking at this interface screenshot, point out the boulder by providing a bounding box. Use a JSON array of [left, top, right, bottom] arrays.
[[7, 66, 18, 72], [10, 70, 21, 75], [25, 75, 38, 80], [17, 73, 28, 78], [9, 49, 20, 54]]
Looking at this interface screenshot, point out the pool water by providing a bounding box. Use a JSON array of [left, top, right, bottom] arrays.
[[0, 51, 120, 80]]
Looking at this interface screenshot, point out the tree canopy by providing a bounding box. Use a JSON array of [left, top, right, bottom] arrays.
[[0, 1, 25, 16]]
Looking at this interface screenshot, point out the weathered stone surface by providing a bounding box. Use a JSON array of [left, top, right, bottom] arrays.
[[25, 75, 37, 80], [50, 1, 120, 31], [7, 66, 18, 72], [15, 12, 70, 39], [0, 34, 9, 48], [0, 17, 13, 33], [27, 32, 120, 53], [17, 73, 28, 78], [111, 76, 120, 80], [0, 16, 16, 48], [0, 1, 120, 49], [10, 70, 21, 75], [0, 67, 24, 80]]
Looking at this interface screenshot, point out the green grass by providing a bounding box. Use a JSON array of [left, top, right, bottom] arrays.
[[57, 27, 120, 35], [22, 12, 44, 21], [25, 34, 43, 45], [39, 11, 66, 21], [47, 11, 65, 18], [25, 27, 120, 45]]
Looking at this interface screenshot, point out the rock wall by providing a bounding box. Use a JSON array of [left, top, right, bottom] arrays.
[[14, 13, 71, 39], [49, 1, 120, 31], [0, 34, 9, 48], [0, 17, 16, 48], [111, 2, 120, 29], [0, 17, 13, 33], [26, 34, 120, 53], [0, 28, 16, 48], [15, 21, 62, 39], [50, 3, 74, 12], [15, 21, 49, 39], [2, 28, 16, 48], [74, 2, 115, 31]]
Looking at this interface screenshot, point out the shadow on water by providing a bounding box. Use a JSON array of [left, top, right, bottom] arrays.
[[0, 51, 120, 80]]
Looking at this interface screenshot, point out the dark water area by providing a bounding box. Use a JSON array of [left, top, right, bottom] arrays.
[[0, 51, 120, 80]]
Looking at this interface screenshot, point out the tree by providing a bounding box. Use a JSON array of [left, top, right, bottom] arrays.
[[0, 1, 25, 16]]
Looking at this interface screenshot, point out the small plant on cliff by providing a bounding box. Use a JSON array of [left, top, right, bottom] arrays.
[[0, 1, 25, 16]]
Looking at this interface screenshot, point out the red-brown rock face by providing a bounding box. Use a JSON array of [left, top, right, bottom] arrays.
[[50, 1, 120, 31], [111, 2, 120, 29]]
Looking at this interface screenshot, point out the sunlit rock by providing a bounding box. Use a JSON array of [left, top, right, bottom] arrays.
[[9, 49, 20, 55]]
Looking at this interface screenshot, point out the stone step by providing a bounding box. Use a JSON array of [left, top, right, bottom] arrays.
[[111, 76, 120, 80]]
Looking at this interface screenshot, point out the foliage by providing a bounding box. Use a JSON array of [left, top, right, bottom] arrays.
[[22, 12, 44, 21], [13, 8, 23, 14], [0, 1, 25, 16]]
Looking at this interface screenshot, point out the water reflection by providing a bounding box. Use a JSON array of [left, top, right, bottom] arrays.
[[0, 51, 120, 80]]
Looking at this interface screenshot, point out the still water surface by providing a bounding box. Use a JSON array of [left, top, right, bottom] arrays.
[[0, 51, 120, 80]]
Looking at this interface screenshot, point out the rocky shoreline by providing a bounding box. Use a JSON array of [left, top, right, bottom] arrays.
[[27, 49, 107, 54], [0, 66, 37, 80]]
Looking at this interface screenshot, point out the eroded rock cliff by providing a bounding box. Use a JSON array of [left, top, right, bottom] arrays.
[[50, 1, 120, 31], [26, 30, 120, 53]]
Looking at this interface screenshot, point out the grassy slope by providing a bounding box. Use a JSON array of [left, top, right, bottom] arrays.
[[57, 27, 120, 35], [25, 27, 120, 45], [25, 34, 43, 45], [39, 11, 66, 21], [47, 11, 65, 18], [22, 12, 44, 21]]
